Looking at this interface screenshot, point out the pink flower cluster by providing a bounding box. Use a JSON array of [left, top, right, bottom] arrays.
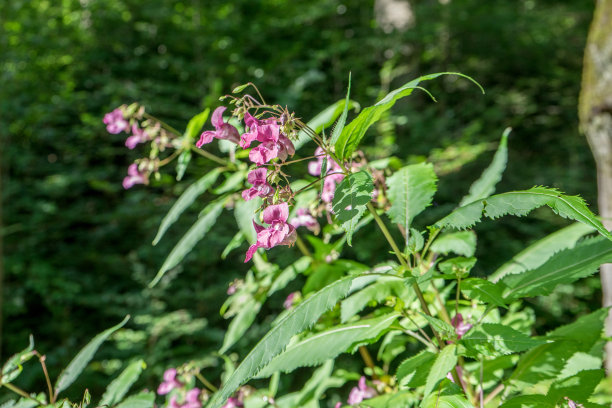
[[157, 369, 203, 408], [245, 203, 296, 262], [451, 313, 472, 339], [289, 208, 320, 235], [103, 106, 152, 150], [308, 147, 345, 203], [335, 376, 377, 407]]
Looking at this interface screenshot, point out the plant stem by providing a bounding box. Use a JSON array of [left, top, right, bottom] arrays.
[[157, 149, 182, 167], [196, 372, 218, 393], [358, 347, 378, 380], [295, 235, 311, 258], [483, 384, 504, 405], [190, 145, 229, 166], [35, 353, 55, 403], [3, 383, 38, 402], [143, 113, 183, 136]]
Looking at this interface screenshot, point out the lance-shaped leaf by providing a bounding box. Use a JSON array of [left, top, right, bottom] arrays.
[[459, 128, 510, 206], [461, 324, 545, 357], [386, 163, 437, 242], [1, 335, 35, 384], [150, 200, 224, 287], [334, 72, 483, 160], [396, 350, 436, 388], [153, 169, 221, 245], [206, 274, 379, 408], [184, 108, 210, 140], [55, 316, 129, 396], [430, 230, 476, 257], [114, 392, 155, 408], [423, 344, 458, 398], [175, 150, 192, 181], [219, 299, 262, 354], [268, 257, 311, 296], [434, 186, 612, 241], [329, 73, 351, 146], [99, 360, 146, 407], [332, 171, 374, 245], [255, 313, 399, 377], [502, 236, 612, 300], [461, 278, 508, 308]]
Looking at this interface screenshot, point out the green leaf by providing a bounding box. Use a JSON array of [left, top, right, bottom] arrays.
[[335, 72, 483, 159], [499, 395, 554, 408], [255, 313, 399, 377], [386, 163, 437, 240], [502, 236, 612, 299], [113, 392, 155, 408], [207, 274, 377, 408], [438, 257, 476, 278], [490, 222, 595, 282], [232, 83, 250, 93], [329, 73, 351, 146], [184, 108, 210, 140], [331, 171, 374, 245], [461, 324, 545, 357], [294, 99, 360, 151], [175, 150, 192, 181], [434, 187, 612, 242], [55, 316, 129, 395], [268, 257, 311, 296], [235, 197, 262, 244], [547, 369, 604, 405], [1, 335, 35, 384], [361, 391, 417, 407], [423, 345, 458, 398], [340, 275, 409, 322], [419, 313, 456, 339], [459, 128, 510, 206], [220, 299, 262, 354], [396, 349, 436, 388], [461, 278, 508, 308], [421, 380, 475, 408], [153, 169, 221, 245], [430, 231, 476, 257], [214, 170, 247, 194], [221, 231, 244, 260], [150, 200, 224, 287], [99, 360, 146, 407]]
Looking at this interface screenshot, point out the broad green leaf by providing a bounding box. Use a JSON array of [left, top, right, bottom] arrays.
[[459, 128, 510, 206], [294, 99, 360, 151], [332, 171, 374, 245], [499, 395, 554, 408], [99, 360, 146, 407], [1, 335, 35, 384], [153, 169, 221, 245], [256, 313, 399, 377], [396, 349, 436, 388], [461, 278, 508, 308], [386, 163, 437, 240], [502, 237, 612, 299], [207, 274, 378, 408], [437, 257, 476, 278], [490, 222, 595, 282], [340, 276, 409, 322], [175, 150, 191, 181], [430, 231, 476, 257], [113, 392, 155, 408], [329, 73, 351, 146], [268, 257, 311, 296], [558, 352, 602, 380], [547, 369, 604, 405], [461, 324, 545, 357], [434, 187, 612, 242], [184, 108, 210, 140], [421, 381, 475, 408], [55, 316, 129, 395], [335, 72, 483, 159], [220, 299, 262, 354], [423, 345, 458, 398], [235, 197, 262, 244], [150, 200, 224, 287]]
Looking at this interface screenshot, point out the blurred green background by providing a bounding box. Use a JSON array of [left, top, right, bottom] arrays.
[[0, 0, 600, 401]]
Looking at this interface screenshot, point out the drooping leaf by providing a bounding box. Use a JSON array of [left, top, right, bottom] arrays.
[[396, 349, 436, 388], [150, 200, 224, 287], [434, 187, 612, 242], [502, 236, 612, 299], [430, 231, 476, 257], [113, 392, 155, 408], [423, 345, 458, 398], [459, 128, 510, 206], [329, 73, 351, 146], [153, 169, 221, 245], [489, 222, 595, 282], [334, 72, 483, 159], [386, 163, 437, 241], [55, 316, 130, 395], [332, 171, 374, 245], [207, 274, 378, 408], [256, 313, 399, 377], [341, 276, 410, 322], [1, 335, 35, 384], [220, 299, 262, 354], [461, 278, 508, 308], [184, 108, 210, 140], [175, 150, 192, 181], [461, 324, 545, 357], [99, 360, 146, 407]]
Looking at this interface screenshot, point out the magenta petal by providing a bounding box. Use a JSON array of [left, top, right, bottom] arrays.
[[185, 388, 201, 403], [241, 188, 259, 201], [263, 203, 289, 224], [256, 124, 280, 143], [240, 130, 258, 148], [218, 124, 240, 144], [244, 112, 259, 129], [163, 368, 177, 381], [244, 244, 258, 262], [196, 131, 216, 148], [127, 163, 139, 176], [211, 106, 227, 129], [252, 220, 264, 234], [247, 168, 268, 185], [125, 135, 140, 149]]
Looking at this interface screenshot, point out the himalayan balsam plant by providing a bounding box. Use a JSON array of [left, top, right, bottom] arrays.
[[3, 72, 612, 408]]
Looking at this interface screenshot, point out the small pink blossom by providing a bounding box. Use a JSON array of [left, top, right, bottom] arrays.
[[169, 396, 182, 408], [347, 376, 376, 406], [104, 108, 129, 134], [308, 147, 344, 202], [196, 107, 240, 147], [221, 397, 243, 408], [452, 313, 472, 339], [157, 368, 183, 395], [335, 403, 342, 408], [241, 113, 295, 165], [242, 168, 275, 201], [283, 292, 298, 309], [289, 208, 320, 235], [125, 124, 149, 149], [123, 163, 148, 189], [244, 203, 297, 262], [183, 388, 202, 408]]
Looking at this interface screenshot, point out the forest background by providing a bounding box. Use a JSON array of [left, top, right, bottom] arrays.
[[0, 0, 601, 402]]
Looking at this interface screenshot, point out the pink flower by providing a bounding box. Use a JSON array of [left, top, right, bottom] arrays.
[[221, 398, 243, 408], [241, 113, 295, 165], [125, 124, 149, 149], [169, 396, 182, 408], [104, 108, 129, 134], [241, 168, 275, 201], [244, 203, 297, 262], [196, 107, 240, 147], [347, 376, 376, 406], [123, 163, 148, 189], [452, 314, 472, 339], [157, 368, 183, 395], [183, 389, 202, 408], [335, 403, 342, 408], [308, 147, 344, 203], [289, 208, 320, 235], [283, 292, 298, 309]]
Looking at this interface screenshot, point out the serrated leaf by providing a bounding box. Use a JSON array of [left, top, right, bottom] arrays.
[[386, 163, 437, 241], [220, 299, 262, 354], [547, 369, 604, 405], [114, 392, 155, 408], [502, 237, 612, 299], [396, 349, 436, 388], [207, 273, 379, 408], [150, 200, 224, 287], [461, 278, 508, 308], [340, 276, 409, 322], [329, 73, 351, 146], [255, 313, 399, 377], [461, 324, 545, 357], [335, 72, 483, 160], [423, 345, 458, 398], [430, 231, 476, 257], [490, 222, 595, 282], [419, 313, 456, 339], [184, 108, 210, 140], [294, 99, 360, 151], [434, 187, 612, 242], [331, 171, 374, 245], [499, 395, 554, 408], [99, 360, 145, 407], [459, 128, 510, 206], [55, 316, 129, 395], [1, 335, 35, 384], [153, 169, 221, 245]]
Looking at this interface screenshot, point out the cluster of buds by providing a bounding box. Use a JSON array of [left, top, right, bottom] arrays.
[[157, 368, 207, 408]]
